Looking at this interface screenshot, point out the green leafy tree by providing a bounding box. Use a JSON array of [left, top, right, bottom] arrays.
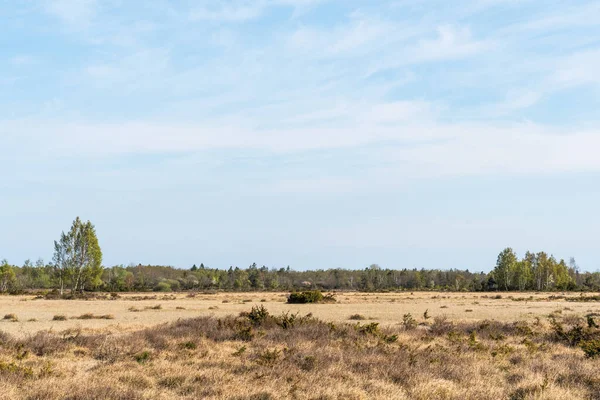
[[514, 260, 532, 291], [0, 259, 16, 293], [494, 248, 518, 290], [53, 217, 103, 294]]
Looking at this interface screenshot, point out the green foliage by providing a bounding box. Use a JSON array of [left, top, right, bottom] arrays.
[[181, 341, 197, 350], [287, 290, 324, 304], [234, 326, 254, 342], [256, 348, 281, 366], [153, 281, 172, 292], [402, 313, 417, 330], [549, 316, 598, 348], [494, 248, 518, 291], [277, 311, 299, 329], [232, 346, 247, 356], [492, 249, 575, 291], [287, 290, 334, 304], [358, 322, 380, 336], [349, 314, 366, 320], [135, 351, 151, 364], [5, 246, 595, 293], [247, 305, 270, 325], [579, 340, 600, 358], [52, 217, 103, 294], [0, 260, 16, 293], [0, 360, 34, 378]]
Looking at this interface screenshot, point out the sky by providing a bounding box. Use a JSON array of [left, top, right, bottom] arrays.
[[1, 0, 600, 271]]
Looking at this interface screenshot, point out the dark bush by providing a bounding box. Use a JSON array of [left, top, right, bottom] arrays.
[[349, 314, 366, 320], [580, 339, 600, 358], [287, 290, 334, 304]]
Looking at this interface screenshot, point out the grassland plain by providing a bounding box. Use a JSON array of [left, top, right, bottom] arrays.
[[1, 292, 600, 399]]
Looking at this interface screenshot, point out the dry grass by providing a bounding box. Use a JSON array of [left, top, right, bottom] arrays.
[[3, 292, 600, 399], [1, 301, 600, 399], [3, 291, 600, 338]]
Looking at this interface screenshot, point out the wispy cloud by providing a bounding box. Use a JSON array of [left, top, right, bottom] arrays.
[[10, 55, 37, 66], [190, 1, 265, 22], [44, 0, 97, 28]]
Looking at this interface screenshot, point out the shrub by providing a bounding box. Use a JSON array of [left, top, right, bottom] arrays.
[[256, 348, 281, 366], [247, 305, 270, 325], [298, 355, 317, 371], [3, 313, 18, 322], [75, 313, 114, 320], [349, 314, 366, 320], [402, 313, 417, 330], [234, 326, 254, 341], [430, 316, 453, 336], [580, 339, 600, 358], [181, 341, 197, 350], [357, 322, 380, 336], [232, 346, 247, 356], [135, 351, 151, 364], [549, 316, 595, 346], [52, 315, 67, 321], [277, 311, 299, 329], [154, 281, 172, 292], [287, 290, 325, 304]]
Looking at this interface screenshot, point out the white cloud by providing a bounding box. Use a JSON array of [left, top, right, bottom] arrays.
[[189, 0, 327, 22], [361, 101, 433, 124], [10, 55, 36, 66], [412, 25, 490, 63], [552, 49, 600, 88], [45, 0, 97, 27], [190, 1, 265, 22], [3, 113, 600, 181], [84, 48, 170, 90]]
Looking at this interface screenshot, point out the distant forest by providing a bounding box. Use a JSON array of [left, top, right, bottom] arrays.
[[0, 248, 599, 293]]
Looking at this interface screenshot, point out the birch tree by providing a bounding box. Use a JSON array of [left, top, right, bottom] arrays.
[[53, 217, 103, 294]]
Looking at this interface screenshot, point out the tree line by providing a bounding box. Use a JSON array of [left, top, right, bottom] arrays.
[[1, 253, 598, 294], [0, 218, 598, 294]]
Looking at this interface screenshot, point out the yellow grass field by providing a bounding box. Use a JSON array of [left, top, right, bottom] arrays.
[[2, 291, 598, 337], [2, 291, 600, 399]]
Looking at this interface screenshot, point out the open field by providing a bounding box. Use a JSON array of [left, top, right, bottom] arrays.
[[2, 291, 600, 337], [2, 291, 600, 399]]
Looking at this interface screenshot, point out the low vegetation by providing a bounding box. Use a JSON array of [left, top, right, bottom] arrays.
[[287, 290, 335, 304], [1, 306, 600, 399], [74, 313, 114, 320]]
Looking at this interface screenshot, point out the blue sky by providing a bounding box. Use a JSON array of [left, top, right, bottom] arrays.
[[1, 0, 600, 271]]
